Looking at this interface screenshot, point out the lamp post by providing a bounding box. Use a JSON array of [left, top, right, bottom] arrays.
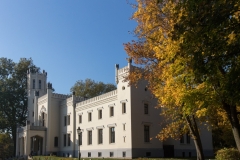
[[77, 127, 81, 160]]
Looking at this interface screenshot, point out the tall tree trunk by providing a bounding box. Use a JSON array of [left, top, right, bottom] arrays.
[[223, 103, 240, 152], [12, 126, 17, 156], [186, 115, 205, 160]]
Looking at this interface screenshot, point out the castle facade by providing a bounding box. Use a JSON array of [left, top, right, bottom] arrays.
[[16, 62, 213, 158]]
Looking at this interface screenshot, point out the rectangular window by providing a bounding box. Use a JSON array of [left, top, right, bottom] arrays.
[[144, 103, 149, 114], [144, 125, 150, 142], [88, 152, 91, 157], [146, 152, 151, 157], [88, 130, 92, 145], [123, 136, 126, 142], [110, 107, 114, 117], [110, 127, 115, 143], [123, 124, 126, 131], [64, 116, 67, 126], [110, 152, 114, 157], [78, 132, 82, 145], [123, 152, 126, 157], [122, 103, 126, 113], [33, 79, 35, 89], [67, 115, 70, 125], [63, 134, 66, 147], [79, 115, 82, 123], [98, 152, 102, 157], [88, 112, 92, 121], [68, 134, 70, 146], [54, 137, 58, 147], [39, 80, 41, 89], [98, 110, 102, 119], [32, 112, 34, 117], [180, 135, 184, 144], [42, 113, 45, 127], [98, 129, 103, 144], [186, 133, 190, 144]]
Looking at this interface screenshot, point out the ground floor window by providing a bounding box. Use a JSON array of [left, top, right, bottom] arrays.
[[110, 152, 114, 157], [123, 152, 126, 157], [144, 125, 150, 142], [110, 127, 115, 143], [88, 130, 92, 145]]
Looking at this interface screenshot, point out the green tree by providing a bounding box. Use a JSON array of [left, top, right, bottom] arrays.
[[0, 57, 38, 155], [0, 133, 14, 158], [171, 0, 240, 152], [70, 78, 116, 98]]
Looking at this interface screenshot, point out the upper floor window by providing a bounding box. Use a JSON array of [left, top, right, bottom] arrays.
[[122, 103, 126, 114], [33, 79, 35, 89], [110, 107, 114, 117], [79, 115, 82, 123], [186, 132, 191, 144], [39, 80, 41, 89], [64, 116, 67, 126], [180, 135, 184, 144], [110, 127, 115, 143], [67, 115, 70, 125], [98, 110, 102, 119], [144, 125, 150, 142], [88, 112, 92, 121], [144, 103, 149, 114]]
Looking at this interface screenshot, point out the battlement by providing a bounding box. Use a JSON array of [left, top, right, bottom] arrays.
[[118, 66, 129, 75], [76, 89, 117, 107], [27, 68, 47, 76], [52, 93, 69, 99]]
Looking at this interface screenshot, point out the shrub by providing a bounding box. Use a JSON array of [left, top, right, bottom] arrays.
[[216, 148, 240, 160]]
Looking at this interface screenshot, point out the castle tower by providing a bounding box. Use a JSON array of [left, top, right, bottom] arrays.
[[27, 68, 47, 125]]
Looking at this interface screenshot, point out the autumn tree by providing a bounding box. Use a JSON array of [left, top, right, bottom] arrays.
[[70, 78, 116, 98], [170, 0, 240, 152], [0, 57, 38, 155], [125, 0, 240, 157], [124, 0, 207, 159]]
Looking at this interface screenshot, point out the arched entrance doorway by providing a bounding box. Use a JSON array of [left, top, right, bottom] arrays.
[[31, 135, 43, 155]]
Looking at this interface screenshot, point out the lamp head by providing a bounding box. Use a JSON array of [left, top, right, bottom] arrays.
[[77, 127, 81, 134]]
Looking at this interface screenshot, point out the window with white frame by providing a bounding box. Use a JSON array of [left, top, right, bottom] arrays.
[[88, 112, 92, 121], [110, 127, 115, 143], [144, 125, 150, 142], [144, 103, 149, 114], [79, 115, 82, 123], [122, 103, 126, 114], [68, 133, 71, 146], [88, 130, 92, 145], [98, 110, 102, 119], [67, 115, 70, 125], [78, 132, 82, 146], [110, 107, 114, 117], [98, 129, 103, 144]]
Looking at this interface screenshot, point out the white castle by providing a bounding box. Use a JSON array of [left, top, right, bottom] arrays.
[[16, 61, 213, 158]]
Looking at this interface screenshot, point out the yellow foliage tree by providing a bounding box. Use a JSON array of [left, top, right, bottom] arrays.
[[124, 0, 228, 159]]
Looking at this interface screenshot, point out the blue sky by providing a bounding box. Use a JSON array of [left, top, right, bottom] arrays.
[[0, 1, 137, 94]]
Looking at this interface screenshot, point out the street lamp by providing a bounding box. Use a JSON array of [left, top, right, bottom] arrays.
[[77, 127, 81, 160]]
